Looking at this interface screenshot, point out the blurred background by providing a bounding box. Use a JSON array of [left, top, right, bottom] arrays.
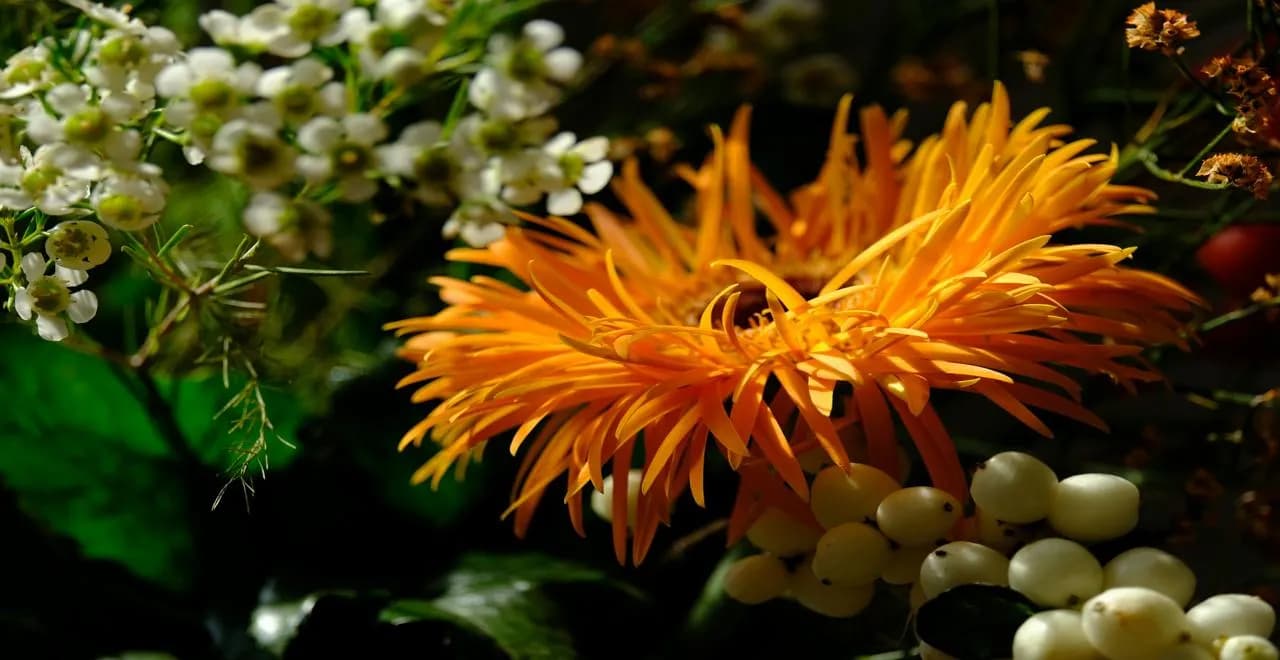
[[3, 0, 1278, 657]]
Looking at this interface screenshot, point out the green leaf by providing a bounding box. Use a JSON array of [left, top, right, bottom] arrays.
[[380, 553, 645, 659], [0, 327, 193, 589], [914, 584, 1038, 658]]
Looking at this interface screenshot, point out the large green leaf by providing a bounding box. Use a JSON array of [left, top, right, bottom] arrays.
[[379, 553, 646, 659], [0, 326, 303, 590], [0, 327, 193, 589]]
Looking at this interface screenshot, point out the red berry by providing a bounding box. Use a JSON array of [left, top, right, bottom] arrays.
[[1196, 224, 1280, 296]]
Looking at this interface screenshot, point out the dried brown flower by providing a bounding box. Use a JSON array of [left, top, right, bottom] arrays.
[[1125, 3, 1200, 54], [1016, 50, 1050, 83], [1198, 153, 1274, 198]]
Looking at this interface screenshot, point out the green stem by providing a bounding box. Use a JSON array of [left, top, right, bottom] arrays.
[[1139, 152, 1232, 191], [1176, 122, 1234, 178], [1170, 54, 1231, 116], [1200, 299, 1280, 332]]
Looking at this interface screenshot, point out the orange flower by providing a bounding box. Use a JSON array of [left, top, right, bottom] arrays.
[[389, 83, 1202, 564]]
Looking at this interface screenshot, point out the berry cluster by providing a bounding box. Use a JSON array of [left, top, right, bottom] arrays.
[[725, 461, 959, 617], [714, 449, 1278, 660]]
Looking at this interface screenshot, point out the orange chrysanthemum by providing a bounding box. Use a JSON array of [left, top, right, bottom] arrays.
[[389, 83, 1202, 564]]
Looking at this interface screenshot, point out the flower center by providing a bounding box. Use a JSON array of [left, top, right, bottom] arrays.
[[98, 193, 146, 229], [190, 78, 236, 113], [189, 113, 223, 140], [505, 42, 546, 82], [46, 220, 110, 268], [288, 4, 334, 42], [7, 59, 44, 84], [21, 166, 59, 196], [413, 146, 457, 183], [65, 107, 110, 144], [238, 135, 291, 179], [277, 84, 315, 118], [726, 275, 830, 329], [335, 143, 370, 173], [559, 151, 585, 184], [475, 119, 518, 153], [99, 35, 146, 66], [28, 276, 70, 315], [366, 26, 394, 54]]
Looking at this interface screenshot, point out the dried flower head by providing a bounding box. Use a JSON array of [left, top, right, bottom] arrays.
[[1015, 50, 1050, 84], [1125, 3, 1200, 55], [1198, 153, 1274, 199]]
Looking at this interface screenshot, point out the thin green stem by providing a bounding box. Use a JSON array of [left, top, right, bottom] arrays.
[[1201, 299, 1280, 332], [1170, 54, 1232, 116], [1139, 152, 1232, 190], [1177, 122, 1234, 177]]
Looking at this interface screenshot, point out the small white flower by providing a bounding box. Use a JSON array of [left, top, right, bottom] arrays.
[[469, 20, 583, 120], [341, 1, 445, 80], [454, 113, 558, 160], [207, 118, 298, 190], [62, 0, 147, 34], [92, 172, 167, 231], [198, 10, 278, 51], [86, 26, 183, 103], [1, 44, 58, 99], [296, 113, 387, 202], [445, 198, 512, 247], [377, 120, 495, 206], [242, 191, 333, 262], [45, 219, 112, 270], [156, 48, 264, 164], [256, 58, 344, 124], [13, 252, 97, 342], [0, 144, 102, 215], [25, 83, 143, 165], [506, 132, 611, 216], [376, 0, 449, 30], [239, 0, 355, 58]]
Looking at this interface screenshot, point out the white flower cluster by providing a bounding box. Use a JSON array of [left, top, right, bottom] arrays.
[[0, 0, 613, 342], [378, 19, 612, 246], [0, 1, 178, 340]]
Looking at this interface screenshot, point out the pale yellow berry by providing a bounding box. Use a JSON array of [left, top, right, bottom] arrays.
[[811, 522, 892, 586], [789, 561, 875, 618], [875, 487, 961, 547], [810, 463, 900, 530], [723, 554, 789, 605], [746, 507, 821, 557]]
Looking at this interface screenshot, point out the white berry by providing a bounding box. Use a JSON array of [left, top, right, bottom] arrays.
[[1186, 594, 1276, 645], [919, 541, 1010, 599], [589, 469, 641, 526], [1102, 547, 1196, 607], [1048, 474, 1139, 542], [1082, 587, 1190, 660], [723, 553, 790, 605], [1012, 609, 1101, 660], [810, 463, 900, 529], [875, 486, 961, 547], [811, 522, 892, 586], [1220, 635, 1280, 660], [1009, 538, 1104, 608], [970, 451, 1058, 524]]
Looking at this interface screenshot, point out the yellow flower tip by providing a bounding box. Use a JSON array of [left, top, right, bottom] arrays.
[[391, 88, 1199, 562]]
